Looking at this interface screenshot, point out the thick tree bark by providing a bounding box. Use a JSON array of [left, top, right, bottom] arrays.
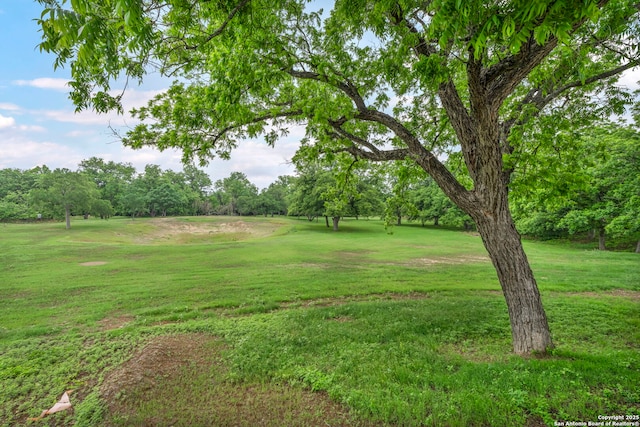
[[65, 205, 71, 229], [474, 208, 554, 354], [438, 64, 554, 354], [598, 228, 607, 251], [332, 216, 340, 231]]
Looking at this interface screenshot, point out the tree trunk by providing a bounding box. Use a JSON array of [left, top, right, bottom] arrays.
[[65, 205, 71, 229], [332, 216, 340, 231], [636, 239, 640, 254], [474, 210, 554, 355], [598, 228, 606, 251], [325, 216, 329, 227]]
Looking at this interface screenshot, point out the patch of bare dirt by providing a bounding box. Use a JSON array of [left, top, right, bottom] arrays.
[[79, 261, 108, 266], [406, 254, 490, 266], [98, 315, 134, 331], [133, 218, 280, 244], [100, 333, 383, 426]]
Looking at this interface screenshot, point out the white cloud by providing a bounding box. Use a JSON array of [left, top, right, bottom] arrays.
[[117, 88, 165, 111], [17, 124, 46, 132], [217, 139, 298, 188], [0, 114, 16, 129], [0, 113, 46, 132], [37, 88, 166, 126], [0, 135, 82, 170], [118, 146, 184, 172], [65, 129, 97, 138], [40, 108, 126, 126], [0, 103, 21, 112], [13, 77, 71, 91]]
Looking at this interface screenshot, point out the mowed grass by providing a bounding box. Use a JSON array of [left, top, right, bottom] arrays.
[[0, 216, 638, 426]]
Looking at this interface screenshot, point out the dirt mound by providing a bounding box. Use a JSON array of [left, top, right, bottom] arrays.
[[100, 333, 380, 426], [131, 218, 279, 244], [101, 334, 211, 404]]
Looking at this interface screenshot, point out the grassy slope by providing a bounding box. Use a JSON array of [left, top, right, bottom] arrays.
[[0, 217, 638, 426]]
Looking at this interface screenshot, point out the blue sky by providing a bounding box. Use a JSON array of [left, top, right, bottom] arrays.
[[1, 3, 638, 188], [0, 2, 299, 188]]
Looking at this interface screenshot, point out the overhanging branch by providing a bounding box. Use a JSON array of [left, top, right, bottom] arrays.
[[506, 60, 640, 133]]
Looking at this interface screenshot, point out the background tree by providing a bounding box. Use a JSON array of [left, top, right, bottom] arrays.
[[605, 127, 640, 252], [513, 125, 640, 251], [290, 157, 384, 230], [78, 157, 136, 215], [213, 172, 259, 215], [36, 0, 640, 353], [287, 165, 332, 222], [182, 164, 213, 215], [147, 181, 188, 217], [30, 168, 101, 229], [0, 168, 38, 221], [348, 167, 386, 220], [91, 198, 116, 219], [383, 162, 421, 226], [119, 179, 149, 219], [137, 164, 164, 216], [408, 178, 466, 227], [257, 175, 292, 217]]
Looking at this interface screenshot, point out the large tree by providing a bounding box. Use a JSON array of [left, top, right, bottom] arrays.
[[36, 0, 640, 354]]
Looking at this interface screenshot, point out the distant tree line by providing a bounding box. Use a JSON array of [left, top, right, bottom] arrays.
[[1, 125, 638, 251], [0, 156, 472, 231]]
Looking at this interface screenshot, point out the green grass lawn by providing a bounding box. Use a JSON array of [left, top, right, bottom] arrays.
[[0, 216, 638, 426]]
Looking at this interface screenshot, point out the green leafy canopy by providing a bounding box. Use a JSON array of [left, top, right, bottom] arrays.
[[36, 0, 640, 184]]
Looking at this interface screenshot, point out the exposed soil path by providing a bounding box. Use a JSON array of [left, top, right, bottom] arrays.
[[100, 333, 383, 426]]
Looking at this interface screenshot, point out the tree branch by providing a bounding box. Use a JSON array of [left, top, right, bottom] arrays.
[[505, 60, 639, 134], [544, 61, 639, 105], [329, 140, 410, 162], [327, 121, 385, 155], [286, 69, 368, 112], [389, 3, 437, 57], [207, 108, 303, 146], [485, 0, 613, 110], [286, 50, 476, 211], [184, 0, 251, 50]]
